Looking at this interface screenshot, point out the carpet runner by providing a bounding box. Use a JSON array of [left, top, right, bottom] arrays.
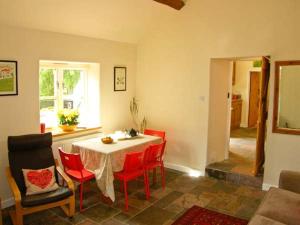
[[172, 205, 248, 225]]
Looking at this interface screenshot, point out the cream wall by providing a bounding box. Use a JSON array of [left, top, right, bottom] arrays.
[[0, 25, 136, 204], [136, 0, 300, 186], [232, 61, 261, 127], [207, 59, 232, 165]]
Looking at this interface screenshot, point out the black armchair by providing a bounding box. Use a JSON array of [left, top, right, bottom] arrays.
[[6, 133, 75, 225]]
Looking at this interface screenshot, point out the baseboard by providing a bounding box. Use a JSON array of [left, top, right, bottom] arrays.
[[262, 183, 278, 191], [1, 197, 15, 209], [240, 123, 248, 128], [164, 162, 204, 177]]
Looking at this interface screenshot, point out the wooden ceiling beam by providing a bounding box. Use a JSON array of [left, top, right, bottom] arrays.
[[153, 0, 185, 10]]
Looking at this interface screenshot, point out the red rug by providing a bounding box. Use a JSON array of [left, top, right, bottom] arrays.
[[172, 206, 248, 225]]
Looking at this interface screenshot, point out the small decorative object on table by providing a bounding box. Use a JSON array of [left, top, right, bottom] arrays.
[[101, 136, 113, 144], [57, 109, 79, 132], [40, 123, 45, 133], [129, 128, 138, 137]]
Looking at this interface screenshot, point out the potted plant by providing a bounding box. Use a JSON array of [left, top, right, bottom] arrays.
[[57, 109, 79, 132], [130, 97, 147, 133]]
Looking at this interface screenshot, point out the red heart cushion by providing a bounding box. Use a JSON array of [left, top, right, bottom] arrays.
[[27, 169, 53, 189]]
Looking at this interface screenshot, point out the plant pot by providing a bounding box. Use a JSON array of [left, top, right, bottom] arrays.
[[59, 124, 77, 132]]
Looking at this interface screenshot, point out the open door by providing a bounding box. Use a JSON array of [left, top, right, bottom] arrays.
[[254, 56, 270, 176]]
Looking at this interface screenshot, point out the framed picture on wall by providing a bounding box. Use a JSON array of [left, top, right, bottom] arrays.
[[114, 66, 126, 91], [0, 60, 18, 96]]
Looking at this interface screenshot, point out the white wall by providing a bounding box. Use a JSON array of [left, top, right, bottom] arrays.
[[207, 59, 232, 165], [0, 25, 136, 205], [136, 0, 300, 186]]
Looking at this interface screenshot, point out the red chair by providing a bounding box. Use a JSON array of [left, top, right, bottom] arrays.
[[144, 129, 166, 141], [114, 151, 149, 210], [144, 141, 167, 198], [58, 148, 95, 212]]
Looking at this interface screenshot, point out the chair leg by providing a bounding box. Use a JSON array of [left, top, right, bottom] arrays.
[[10, 201, 23, 225], [123, 180, 128, 211], [15, 213, 23, 225], [160, 164, 166, 190], [80, 182, 84, 212], [153, 168, 157, 185], [69, 194, 75, 217], [144, 171, 150, 200], [119, 180, 124, 193]]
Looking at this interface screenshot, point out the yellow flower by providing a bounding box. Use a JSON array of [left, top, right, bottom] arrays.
[[57, 109, 79, 125]]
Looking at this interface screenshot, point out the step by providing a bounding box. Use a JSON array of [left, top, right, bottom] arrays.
[[205, 167, 263, 189]]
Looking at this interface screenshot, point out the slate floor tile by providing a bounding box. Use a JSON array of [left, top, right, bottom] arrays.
[[128, 206, 176, 225], [82, 203, 120, 223], [77, 219, 99, 225], [166, 175, 201, 193], [101, 218, 126, 225], [154, 191, 183, 208]]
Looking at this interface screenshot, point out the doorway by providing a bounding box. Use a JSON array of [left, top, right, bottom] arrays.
[[207, 56, 270, 181], [229, 60, 261, 176]]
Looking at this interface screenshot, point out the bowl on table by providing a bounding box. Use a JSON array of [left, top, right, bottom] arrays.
[[101, 136, 114, 144]]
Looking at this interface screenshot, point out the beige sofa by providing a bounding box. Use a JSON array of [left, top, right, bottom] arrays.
[[249, 170, 300, 225]]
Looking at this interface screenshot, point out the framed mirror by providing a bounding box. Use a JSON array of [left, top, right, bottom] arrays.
[[273, 60, 300, 135]]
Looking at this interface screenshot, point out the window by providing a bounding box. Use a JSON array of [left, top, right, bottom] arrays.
[[39, 61, 100, 128]]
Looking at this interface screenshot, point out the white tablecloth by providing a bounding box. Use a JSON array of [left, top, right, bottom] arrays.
[[72, 134, 161, 201]]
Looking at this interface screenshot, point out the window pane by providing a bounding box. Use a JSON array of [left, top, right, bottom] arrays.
[[40, 99, 55, 110], [63, 70, 85, 109], [63, 69, 81, 95], [39, 69, 55, 96], [39, 68, 57, 127], [63, 69, 86, 125], [40, 108, 57, 127]]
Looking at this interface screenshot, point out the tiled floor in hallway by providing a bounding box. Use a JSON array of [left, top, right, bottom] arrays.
[[229, 128, 257, 175], [207, 128, 258, 176], [2, 168, 265, 225]]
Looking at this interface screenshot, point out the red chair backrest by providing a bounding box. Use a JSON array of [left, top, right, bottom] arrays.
[[144, 129, 166, 141], [144, 141, 166, 164], [123, 151, 144, 173], [59, 147, 84, 172]]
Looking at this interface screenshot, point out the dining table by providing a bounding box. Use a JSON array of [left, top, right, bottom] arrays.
[[72, 134, 162, 202]]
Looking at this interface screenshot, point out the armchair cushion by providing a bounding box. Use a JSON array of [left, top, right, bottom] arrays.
[[279, 170, 300, 194], [249, 215, 285, 225], [8, 133, 57, 193], [255, 187, 300, 225], [21, 186, 72, 207]]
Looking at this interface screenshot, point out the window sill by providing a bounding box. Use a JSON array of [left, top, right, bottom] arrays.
[[46, 126, 102, 138]]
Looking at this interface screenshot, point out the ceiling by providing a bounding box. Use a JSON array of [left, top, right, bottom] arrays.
[[0, 0, 180, 44]]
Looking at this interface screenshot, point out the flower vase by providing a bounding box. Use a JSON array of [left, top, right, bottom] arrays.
[[59, 124, 77, 132]]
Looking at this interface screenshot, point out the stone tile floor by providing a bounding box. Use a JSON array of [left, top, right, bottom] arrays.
[[2, 169, 265, 225]]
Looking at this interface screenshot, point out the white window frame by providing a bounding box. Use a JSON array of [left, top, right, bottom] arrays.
[[39, 62, 89, 128]]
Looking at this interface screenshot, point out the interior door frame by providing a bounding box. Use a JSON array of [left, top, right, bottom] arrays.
[[253, 56, 270, 176]]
